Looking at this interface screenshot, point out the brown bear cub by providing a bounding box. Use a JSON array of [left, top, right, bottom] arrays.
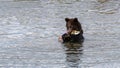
[[59, 18, 84, 43]]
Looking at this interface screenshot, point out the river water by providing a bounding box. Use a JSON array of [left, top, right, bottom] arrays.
[[0, 0, 120, 68]]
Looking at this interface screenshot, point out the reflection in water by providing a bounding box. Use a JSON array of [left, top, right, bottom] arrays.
[[63, 43, 83, 68]]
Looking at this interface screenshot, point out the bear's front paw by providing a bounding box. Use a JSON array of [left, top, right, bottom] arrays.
[[58, 36, 63, 42]]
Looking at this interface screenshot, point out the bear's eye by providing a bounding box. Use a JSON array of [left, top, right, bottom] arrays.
[[69, 26, 73, 28]]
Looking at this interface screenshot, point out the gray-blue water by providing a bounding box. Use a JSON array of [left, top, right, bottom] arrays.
[[0, 0, 120, 68]]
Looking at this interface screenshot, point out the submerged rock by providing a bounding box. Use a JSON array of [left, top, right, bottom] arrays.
[[98, 0, 108, 3]]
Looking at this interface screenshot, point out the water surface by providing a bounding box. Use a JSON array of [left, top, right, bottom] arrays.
[[0, 0, 120, 68]]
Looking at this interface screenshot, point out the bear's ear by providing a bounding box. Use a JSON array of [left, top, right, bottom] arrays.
[[65, 18, 69, 22], [74, 18, 78, 22]]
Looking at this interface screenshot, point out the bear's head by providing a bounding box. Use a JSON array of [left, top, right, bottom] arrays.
[[65, 18, 83, 34]]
